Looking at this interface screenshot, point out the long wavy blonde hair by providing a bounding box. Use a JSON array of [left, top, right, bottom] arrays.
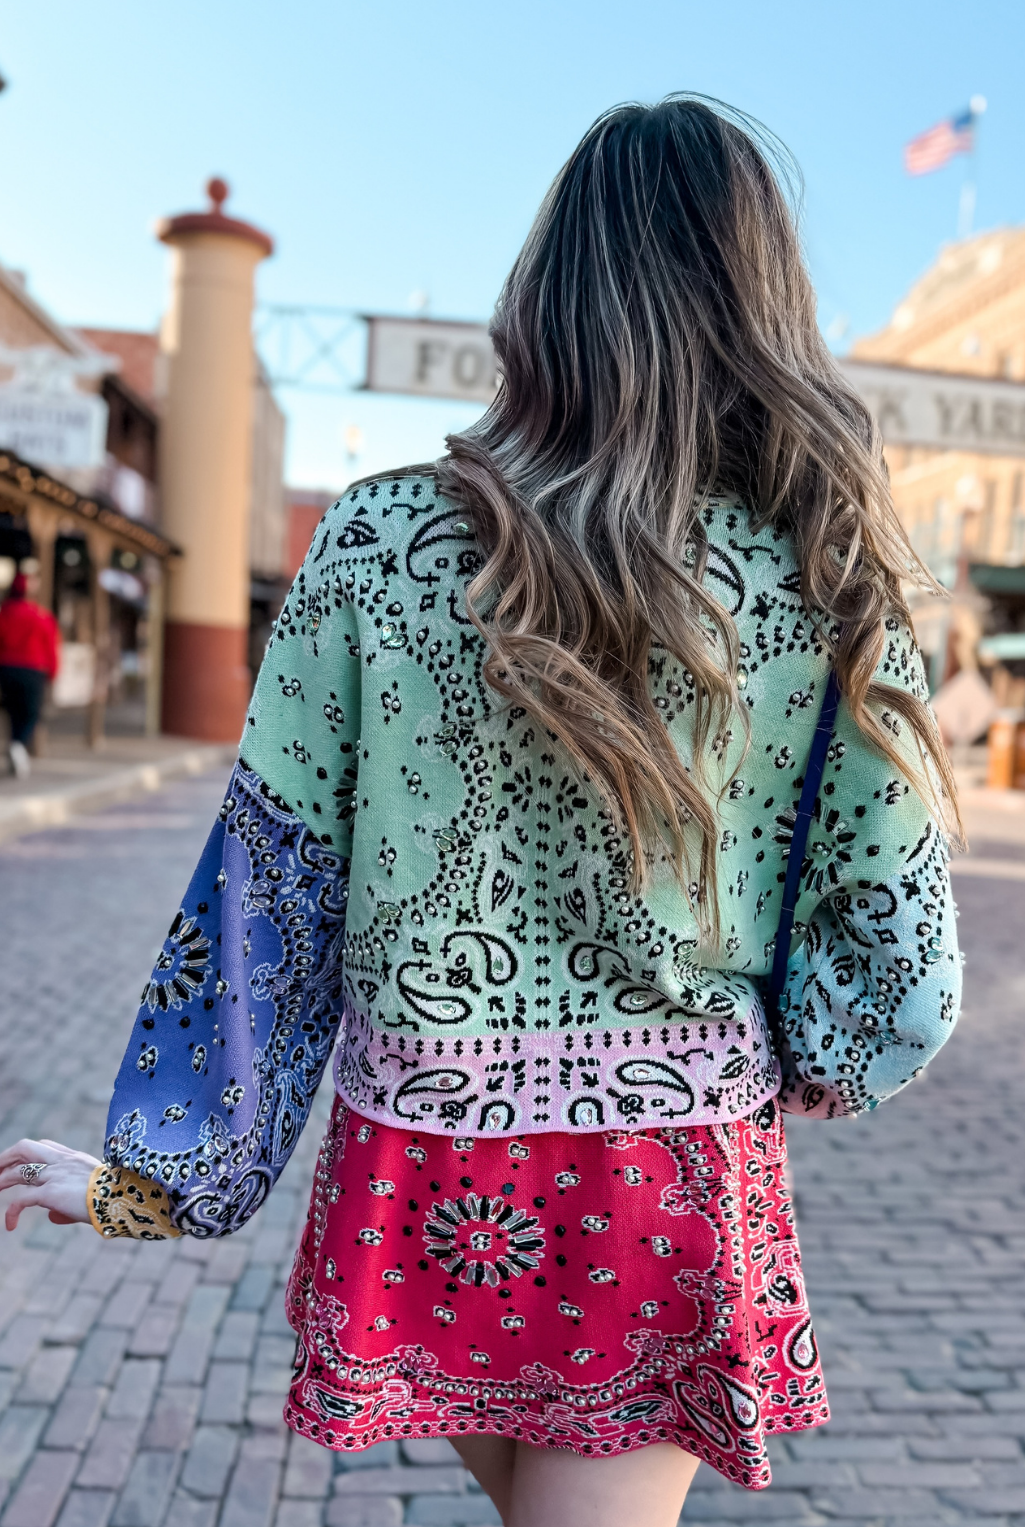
[[437, 95, 959, 927]]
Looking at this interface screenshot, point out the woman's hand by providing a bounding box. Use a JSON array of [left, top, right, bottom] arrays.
[[0, 1138, 99, 1230]]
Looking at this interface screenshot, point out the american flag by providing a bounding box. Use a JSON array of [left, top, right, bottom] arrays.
[[904, 108, 976, 176]]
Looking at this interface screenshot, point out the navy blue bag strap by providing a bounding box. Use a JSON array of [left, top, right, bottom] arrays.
[[765, 668, 842, 1027]]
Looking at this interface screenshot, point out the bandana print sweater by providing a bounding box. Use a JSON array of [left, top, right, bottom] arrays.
[[99, 470, 961, 1237]]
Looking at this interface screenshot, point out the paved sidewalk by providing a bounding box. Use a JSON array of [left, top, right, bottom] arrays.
[[0, 734, 237, 844], [0, 770, 1024, 1525]]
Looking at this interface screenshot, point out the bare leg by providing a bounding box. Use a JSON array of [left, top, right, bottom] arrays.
[[450, 1435, 517, 1523], [508, 1440, 699, 1527]]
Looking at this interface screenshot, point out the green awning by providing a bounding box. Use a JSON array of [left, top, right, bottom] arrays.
[[969, 563, 1025, 596], [979, 633, 1025, 661]]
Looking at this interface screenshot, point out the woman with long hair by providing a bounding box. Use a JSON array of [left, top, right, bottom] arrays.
[[0, 96, 962, 1527]]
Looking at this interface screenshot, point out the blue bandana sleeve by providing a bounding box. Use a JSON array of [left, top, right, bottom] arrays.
[[103, 758, 350, 1236], [775, 821, 961, 1118]]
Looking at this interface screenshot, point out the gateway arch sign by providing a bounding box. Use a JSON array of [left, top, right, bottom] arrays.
[[362, 316, 1025, 456], [364, 316, 498, 405], [837, 359, 1025, 457]]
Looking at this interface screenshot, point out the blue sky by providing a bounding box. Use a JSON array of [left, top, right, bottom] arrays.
[[1, 0, 1021, 488]]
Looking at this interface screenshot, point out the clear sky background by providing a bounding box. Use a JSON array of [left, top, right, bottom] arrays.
[[0, 0, 1021, 489]]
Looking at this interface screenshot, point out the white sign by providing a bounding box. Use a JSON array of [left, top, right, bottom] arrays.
[[840, 359, 1025, 457], [52, 642, 96, 708], [0, 342, 113, 469], [365, 317, 497, 404], [361, 328, 1025, 454], [0, 389, 108, 468]]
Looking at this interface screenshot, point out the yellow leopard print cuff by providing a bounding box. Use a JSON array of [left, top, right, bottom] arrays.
[[86, 1163, 182, 1239]]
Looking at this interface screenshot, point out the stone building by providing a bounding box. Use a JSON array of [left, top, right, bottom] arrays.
[[853, 229, 1025, 705], [853, 228, 1025, 578]]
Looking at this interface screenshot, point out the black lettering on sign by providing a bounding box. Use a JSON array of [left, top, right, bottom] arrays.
[[416, 341, 449, 384], [452, 346, 487, 388]]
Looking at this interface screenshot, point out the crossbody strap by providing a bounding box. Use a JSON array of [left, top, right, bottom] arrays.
[[765, 668, 842, 1025]]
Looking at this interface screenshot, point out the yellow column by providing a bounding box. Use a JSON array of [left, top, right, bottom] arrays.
[[157, 179, 273, 740]]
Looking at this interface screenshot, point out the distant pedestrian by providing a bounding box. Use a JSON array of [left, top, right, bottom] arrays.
[[0, 96, 964, 1527], [0, 569, 60, 778]]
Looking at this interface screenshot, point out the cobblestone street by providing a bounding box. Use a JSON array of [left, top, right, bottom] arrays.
[[1, 767, 1024, 1526]]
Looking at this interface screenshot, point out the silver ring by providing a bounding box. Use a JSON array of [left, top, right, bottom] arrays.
[[19, 1162, 47, 1183]]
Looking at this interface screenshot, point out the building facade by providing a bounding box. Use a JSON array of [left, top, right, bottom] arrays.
[[0, 185, 288, 745], [853, 228, 1025, 576], [853, 228, 1025, 706], [0, 269, 171, 739]]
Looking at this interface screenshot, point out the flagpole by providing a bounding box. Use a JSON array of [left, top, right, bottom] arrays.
[[958, 95, 987, 240]]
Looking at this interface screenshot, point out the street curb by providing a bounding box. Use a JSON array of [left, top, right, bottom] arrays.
[[0, 742, 237, 844]]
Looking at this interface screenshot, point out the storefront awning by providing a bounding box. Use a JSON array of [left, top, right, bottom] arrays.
[[0, 448, 177, 560], [969, 563, 1025, 597], [979, 633, 1025, 662]]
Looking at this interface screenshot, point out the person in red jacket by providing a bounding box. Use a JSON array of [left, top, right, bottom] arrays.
[[0, 571, 61, 778]]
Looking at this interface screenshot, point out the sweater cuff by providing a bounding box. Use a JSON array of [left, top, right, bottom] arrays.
[[86, 1163, 182, 1240]]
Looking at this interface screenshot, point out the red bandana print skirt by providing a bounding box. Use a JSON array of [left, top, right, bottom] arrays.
[[283, 1094, 828, 1490]]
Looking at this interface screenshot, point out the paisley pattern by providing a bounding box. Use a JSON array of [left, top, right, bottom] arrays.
[[776, 822, 961, 1117], [97, 468, 963, 1243], [87, 1163, 181, 1240], [237, 470, 960, 1129], [103, 759, 350, 1235], [332, 1002, 779, 1135], [283, 1097, 829, 1488]]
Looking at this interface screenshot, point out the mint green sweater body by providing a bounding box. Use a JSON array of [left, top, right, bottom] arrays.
[[238, 470, 960, 1135]]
